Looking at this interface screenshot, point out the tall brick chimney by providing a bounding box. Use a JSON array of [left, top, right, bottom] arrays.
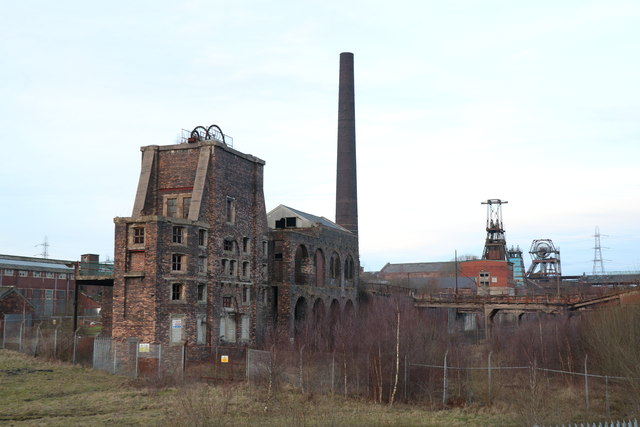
[[335, 52, 358, 235]]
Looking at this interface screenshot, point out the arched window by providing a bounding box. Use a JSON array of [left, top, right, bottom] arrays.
[[344, 255, 355, 281], [329, 252, 341, 281], [294, 245, 309, 285], [314, 249, 325, 287]]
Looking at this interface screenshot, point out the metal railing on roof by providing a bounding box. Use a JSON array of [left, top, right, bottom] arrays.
[[77, 262, 114, 277]]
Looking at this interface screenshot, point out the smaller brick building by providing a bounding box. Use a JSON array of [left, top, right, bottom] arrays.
[[268, 205, 359, 341], [379, 259, 515, 296]]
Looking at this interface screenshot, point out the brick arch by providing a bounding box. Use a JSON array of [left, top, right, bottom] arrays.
[[294, 296, 308, 338]]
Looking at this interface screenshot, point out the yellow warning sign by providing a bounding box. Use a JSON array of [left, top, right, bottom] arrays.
[[221, 355, 229, 363]]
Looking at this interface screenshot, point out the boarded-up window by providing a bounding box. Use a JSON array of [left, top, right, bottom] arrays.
[[196, 314, 206, 345], [220, 315, 236, 343], [170, 316, 183, 344], [241, 315, 250, 341]]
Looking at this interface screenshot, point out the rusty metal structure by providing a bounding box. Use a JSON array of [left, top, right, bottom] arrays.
[[481, 199, 508, 261], [335, 52, 358, 236], [526, 239, 561, 279]]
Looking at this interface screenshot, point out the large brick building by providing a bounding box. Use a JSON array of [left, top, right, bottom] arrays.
[[111, 131, 270, 348], [109, 53, 362, 352]]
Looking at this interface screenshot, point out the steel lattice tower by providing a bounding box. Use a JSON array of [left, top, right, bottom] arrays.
[[481, 199, 508, 261], [592, 226, 606, 275]]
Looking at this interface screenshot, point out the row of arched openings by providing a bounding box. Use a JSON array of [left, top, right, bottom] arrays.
[[295, 245, 355, 287]]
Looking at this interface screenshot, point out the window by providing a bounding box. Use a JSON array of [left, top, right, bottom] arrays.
[[182, 197, 191, 218], [19, 271, 28, 277], [4, 269, 13, 275], [226, 197, 236, 223], [58, 273, 67, 279], [45, 272, 54, 278], [223, 239, 234, 252], [479, 272, 490, 287], [34, 271, 42, 278], [167, 198, 178, 217], [198, 256, 207, 274], [229, 260, 237, 277], [197, 283, 206, 302], [172, 226, 184, 244], [220, 314, 236, 343], [172, 254, 184, 272], [170, 316, 184, 344], [262, 240, 268, 257], [242, 237, 250, 253], [171, 283, 184, 301], [223, 296, 233, 309], [242, 261, 249, 279], [221, 259, 228, 276], [198, 229, 207, 246], [242, 286, 250, 304], [133, 227, 144, 244], [241, 315, 250, 341], [196, 314, 206, 345]]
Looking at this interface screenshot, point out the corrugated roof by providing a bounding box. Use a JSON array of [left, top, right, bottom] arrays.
[[0, 256, 74, 272], [381, 262, 455, 274]]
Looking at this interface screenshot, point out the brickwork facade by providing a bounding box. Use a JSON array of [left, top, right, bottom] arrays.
[[112, 139, 269, 348], [268, 207, 359, 338]]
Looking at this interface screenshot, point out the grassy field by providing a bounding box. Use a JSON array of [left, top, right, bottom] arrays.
[[0, 349, 521, 426]]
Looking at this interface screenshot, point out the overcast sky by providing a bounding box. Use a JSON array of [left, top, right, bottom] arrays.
[[1, 1, 638, 275]]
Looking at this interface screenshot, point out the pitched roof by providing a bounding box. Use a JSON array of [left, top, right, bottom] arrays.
[[381, 262, 456, 274], [267, 204, 350, 233]]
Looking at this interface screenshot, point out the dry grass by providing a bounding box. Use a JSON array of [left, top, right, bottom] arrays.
[[1, 349, 520, 426]]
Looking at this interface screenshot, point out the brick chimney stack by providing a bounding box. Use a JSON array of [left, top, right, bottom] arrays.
[[335, 52, 358, 235]]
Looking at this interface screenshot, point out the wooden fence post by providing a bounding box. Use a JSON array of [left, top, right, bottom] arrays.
[[584, 354, 589, 411]]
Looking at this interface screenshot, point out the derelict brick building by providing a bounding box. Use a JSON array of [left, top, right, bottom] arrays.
[[109, 52, 361, 352], [112, 130, 270, 348]]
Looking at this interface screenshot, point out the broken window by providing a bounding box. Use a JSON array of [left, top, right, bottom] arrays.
[[221, 259, 228, 276], [242, 237, 250, 253], [275, 218, 285, 229], [229, 260, 237, 277], [197, 283, 206, 302], [172, 226, 184, 244], [242, 262, 249, 279], [330, 252, 341, 280], [345, 255, 355, 281], [198, 229, 207, 246], [223, 296, 233, 309], [285, 217, 297, 227], [223, 239, 234, 252], [182, 197, 191, 218], [171, 283, 184, 301], [133, 227, 144, 244]]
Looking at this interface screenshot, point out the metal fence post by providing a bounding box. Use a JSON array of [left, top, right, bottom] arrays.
[[182, 343, 186, 381], [72, 329, 78, 364], [584, 354, 589, 411], [403, 355, 407, 401], [113, 341, 117, 375], [1, 317, 5, 349], [605, 375, 610, 418], [443, 350, 449, 405], [331, 351, 335, 395], [19, 321, 24, 353], [135, 340, 139, 379], [158, 344, 162, 378], [488, 351, 493, 406]]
